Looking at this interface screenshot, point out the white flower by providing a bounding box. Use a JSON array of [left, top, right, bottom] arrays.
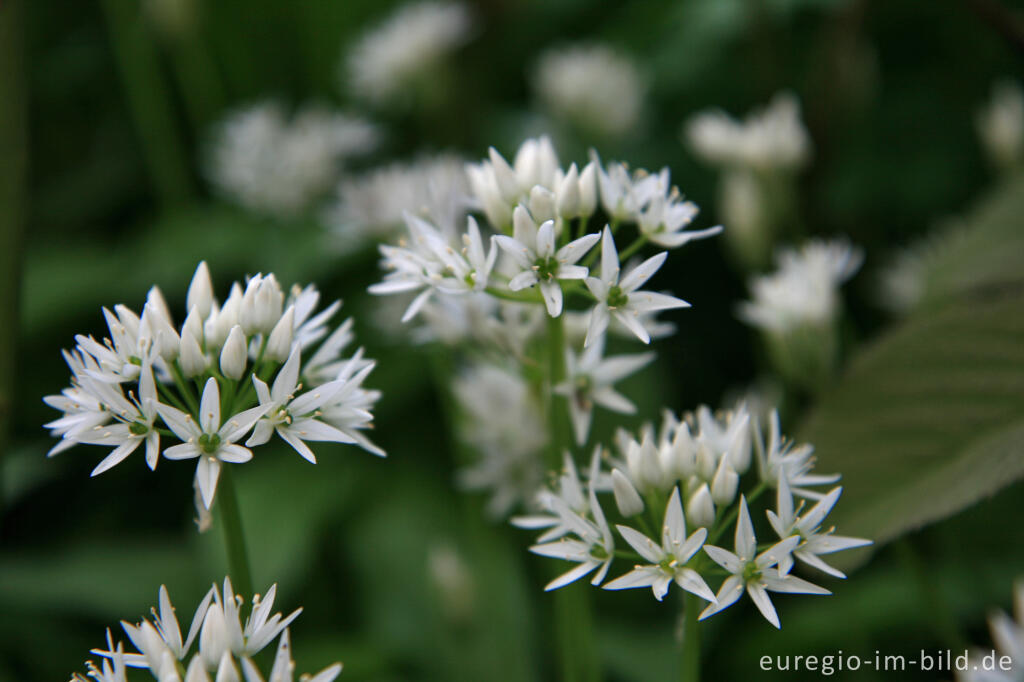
[[465, 137, 562, 228], [738, 238, 863, 333], [584, 226, 690, 345], [686, 92, 811, 171], [755, 410, 839, 499], [533, 44, 645, 137], [83, 580, 340, 681], [248, 345, 371, 463], [957, 580, 1024, 682], [604, 487, 716, 602], [157, 378, 268, 508], [330, 154, 471, 243], [766, 477, 871, 578], [512, 448, 601, 542], [530, 485, 616, 591], [494, 205, 600, 317], [369, 212, 497, 322], [554, 334, 655, 445], [590, 152, 721, 248], [208, 101, 377, 216], [700, 496, 829, 628], [346, 1, 472, 105], [976, 79, 1024, 172]]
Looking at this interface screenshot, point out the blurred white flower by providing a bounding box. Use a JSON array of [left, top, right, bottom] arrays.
[[957, 579, 1024, 682], [428, 543, 477, 623], [530, 486, 616, 591], [686, 92, 811, 171], [755, 410, 840, 499], [79, 579, 341, 682], [208, 101, 377, 216], [346, 1, 472, 105], [738, 238, 862, 334], [329, 154, 471, 246], [533, 44, 644, 137], [454, 361, 548, 518], [976, 79, 1024, 172]]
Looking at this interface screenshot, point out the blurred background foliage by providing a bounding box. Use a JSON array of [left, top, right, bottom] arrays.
[[1, 0, 1023, 679]]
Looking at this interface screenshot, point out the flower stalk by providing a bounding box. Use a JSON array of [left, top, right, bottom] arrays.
[[217, 465, 254, 600], [681, 591, 701, 682]]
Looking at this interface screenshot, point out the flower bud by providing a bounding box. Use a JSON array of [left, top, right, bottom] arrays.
[[208, 283, 242, 349], [466, 164, 511, 228], [187, 261, 214, 319], [199, 604, 228, 669], [711, 455, 739, 506], [686, 483, 716, 528], [578, 161, 598, 218], [488, 146, 520, 200], [143, 301, 180, 362], [695, 443, 717, 481], [556, 163, 580, 218], [528, 185, 556, 224], [215, 651, 240, 682], [669, 422, 697, 479], [264, 305, 295, 362], [241, 274, 283, 336], [220, 325, 247, 380], [180, 329, 208, 378], [182, 305, 204, 346], [185, 656, 212, 682], [611, 468, 644, 517]]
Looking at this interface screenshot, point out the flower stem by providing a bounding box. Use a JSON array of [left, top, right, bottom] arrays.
[[217, 466, 254, 599], [680, 592, 701, 682], [617, 235, 648, 262], [545, 313, 599, 682]]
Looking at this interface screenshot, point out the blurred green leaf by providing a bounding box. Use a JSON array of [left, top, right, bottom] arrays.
[[800, 179, 1024, 554]]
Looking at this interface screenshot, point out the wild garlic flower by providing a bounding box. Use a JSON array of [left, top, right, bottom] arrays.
[[553, 334, 655, 446], [700, 496, 829, 629], [346, 1, 472, 106], [453, 361, 548, 518], [208, 101, 377, 216], [532, 43, 645, 137], [515, 403, 865, 624], [590, 151, 722, 248], [584, 226, 690, 345], [686, 92, 811, 171], [494, 205, 601, 317], [45, 262, 383, 510], [739, 239, 863, 334], [330, 154, 471, 245], [957, 579, 1024, 682], [755, 410, 839, 500], [75, 579, 342, 682], [604, 487, 716, 602], [976, 79, 1024, 173]]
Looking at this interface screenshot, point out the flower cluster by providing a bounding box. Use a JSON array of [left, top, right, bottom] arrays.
[[45, 262, 383, 512], [532, 43, 645, 137], [514, 406, 870, 628], [345, 0, 472, 106], [976, 79, 1024, 173], [208, 102, 378, 217], [367, 137, 720, 510], [72, 579, 342, 682]]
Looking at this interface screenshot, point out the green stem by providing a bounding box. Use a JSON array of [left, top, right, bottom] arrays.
[[217, 466, 254, 599], [486, 286, 542, 304], [0, 0, 27, 507], [680, 592, 701, 682], [617, 236, 648, 262], [545, 313, 599, 682], [169, 362, 200, 414], [98, 0, 193, 209]]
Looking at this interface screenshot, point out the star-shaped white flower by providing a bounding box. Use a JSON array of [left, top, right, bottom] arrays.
[[766, 477, 871, 578], [529, 485, 615, 591], [157, 378, 268, 508], [494, 205, 600, 317], [584, 226, 690, 345], [700, 495, 829, 628], [604, 487, 716, 602], [554, 333, 654, 445], [247, 345, 368, 463], [756, 410, 839, 499]]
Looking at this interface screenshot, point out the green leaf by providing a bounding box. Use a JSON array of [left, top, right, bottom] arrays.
[[800, 281, 1024, 556]]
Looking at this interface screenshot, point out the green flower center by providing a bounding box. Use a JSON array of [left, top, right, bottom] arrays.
[[198, 432, 222, 455], [590, 545, 610, 561], [129, 421, 150, 436], [534, 256, 560, 280], [607, 285, 629, 309], [742, 561, 762, 583]]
